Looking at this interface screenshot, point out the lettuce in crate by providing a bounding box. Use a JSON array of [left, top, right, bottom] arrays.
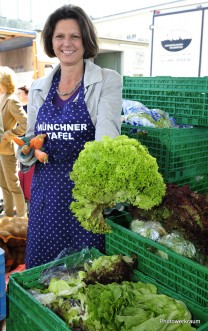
[[70, 135, 166, 234]]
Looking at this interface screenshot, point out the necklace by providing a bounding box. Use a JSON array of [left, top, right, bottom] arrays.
[[56, 76, 83, 97]]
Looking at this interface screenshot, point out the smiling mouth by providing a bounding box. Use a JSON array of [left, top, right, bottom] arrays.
[[61, 50, 75, 54]]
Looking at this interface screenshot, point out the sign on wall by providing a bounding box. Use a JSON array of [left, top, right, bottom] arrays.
[[151, 8, 207, 77], [200, 9, 208, 77]]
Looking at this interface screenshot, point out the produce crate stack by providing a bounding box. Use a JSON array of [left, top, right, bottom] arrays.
[[6, 248, 208, 330], [122, 76, 208, 192], [105, 213, 208, 330], [105, 77, 208, 329], [105, 213, 208, 307]]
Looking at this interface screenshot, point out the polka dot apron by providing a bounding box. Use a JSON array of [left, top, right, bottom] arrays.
[[26, 73, 105, 269]]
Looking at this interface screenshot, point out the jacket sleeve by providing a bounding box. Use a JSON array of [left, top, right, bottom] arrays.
[[7, 99, 27, 137], [25, 83, 41, 138], [94, 69, 122, 141], [0, 112, 3, 141]]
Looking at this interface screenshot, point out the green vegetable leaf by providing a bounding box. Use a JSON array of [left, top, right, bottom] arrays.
[[70, 135, 166, 233]]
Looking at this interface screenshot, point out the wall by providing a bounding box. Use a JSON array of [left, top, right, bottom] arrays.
[[0, 46, 34, 86], [151, 6, 208, 76], [94, 11, 151, 43], [97, 37, 149, 76], [0, 46, 33, 71]]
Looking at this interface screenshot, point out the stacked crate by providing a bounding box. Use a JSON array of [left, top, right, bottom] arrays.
[[6, 248, 208, 330], [0, 248, 6, 322], [105, 213, 208, 313], [122, 76, 208, 192], [104, 76, 208, 329], [5, 77, 208, 330]]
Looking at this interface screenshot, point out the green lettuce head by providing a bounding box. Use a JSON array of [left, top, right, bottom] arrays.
[[70, 135, 166, 233]]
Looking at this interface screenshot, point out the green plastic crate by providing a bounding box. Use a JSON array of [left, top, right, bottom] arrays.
[[133, 270, 208, 330], [6, 248, 208, 330], [122, 76, 208, 126], [105, 213, 208, 310], [169, 174, 208, 193], [123, 76, 208, 91], [6, 248, 102, 331], [121, 123, 208, 192]]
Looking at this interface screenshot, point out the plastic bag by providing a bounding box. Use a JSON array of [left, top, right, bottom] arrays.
[[0, 216, 28, 241], [130, 219, 167, 241], [0, 216, 28, 272], [122, 99, 175, 128], [38, 247, 95, 286], [157, 231, 202, 261], [103, 203, 127, 217]]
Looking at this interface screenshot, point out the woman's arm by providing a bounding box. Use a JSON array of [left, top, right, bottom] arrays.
[[16, 88, 41, 167], [7, 98, 27, 137]]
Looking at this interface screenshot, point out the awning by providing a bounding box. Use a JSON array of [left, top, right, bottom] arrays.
[[0, 27, 36, 52]]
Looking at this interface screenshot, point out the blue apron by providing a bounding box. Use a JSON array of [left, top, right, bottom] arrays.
[[26, 72, 105, 268]]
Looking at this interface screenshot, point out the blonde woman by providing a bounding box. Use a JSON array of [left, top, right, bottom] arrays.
[[0, 66, 27, 217], [0, 104, 3, 140]]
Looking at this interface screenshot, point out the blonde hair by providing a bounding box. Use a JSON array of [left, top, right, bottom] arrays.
[[0, 66, 16, 94]]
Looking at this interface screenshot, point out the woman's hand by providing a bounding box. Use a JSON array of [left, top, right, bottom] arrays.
[[2, 132, 13, 142]]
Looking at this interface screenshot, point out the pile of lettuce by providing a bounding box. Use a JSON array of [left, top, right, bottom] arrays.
[[128, 184, 208, 256], [70, 135, 166, 233], [30, 254, 196, 331]]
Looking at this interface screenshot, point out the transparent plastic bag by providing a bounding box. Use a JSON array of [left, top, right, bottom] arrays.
[[157, 231, 199, 260], [122, 99, 174, 128], [38, 247, 95, 286], [130, 219, 167, 241]]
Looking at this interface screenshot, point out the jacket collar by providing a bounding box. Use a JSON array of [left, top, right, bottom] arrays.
[[0, 93, 16, 110], [32, 59, 103, 100]]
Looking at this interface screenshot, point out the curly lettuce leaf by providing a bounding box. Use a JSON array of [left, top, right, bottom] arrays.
[[70, 135, 166, 233], [83, 282, 195, 331]]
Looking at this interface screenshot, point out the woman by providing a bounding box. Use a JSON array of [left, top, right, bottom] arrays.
[[17, 4, 122, 269], [0, 66, 27, 217], [17, 85, 29, 113]]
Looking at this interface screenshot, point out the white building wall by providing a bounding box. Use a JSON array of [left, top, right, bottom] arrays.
[[98, 38, 149, 76], [1, 0, 206, 76], [0, 0, 70, 28], [94, 11, 151, 43]]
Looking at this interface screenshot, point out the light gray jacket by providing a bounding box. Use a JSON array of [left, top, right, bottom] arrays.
[[26, 59, 122, 140], [17, 59, 122, 166]]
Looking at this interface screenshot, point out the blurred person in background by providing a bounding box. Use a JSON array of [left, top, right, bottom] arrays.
[[0, 102, 3, 140], [0, 66, 27, 217], [0, 109, 3, 215], [17, 85, 29, 113]]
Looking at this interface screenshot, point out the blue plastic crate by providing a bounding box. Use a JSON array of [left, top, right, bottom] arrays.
[[0, 248, 6, 321]]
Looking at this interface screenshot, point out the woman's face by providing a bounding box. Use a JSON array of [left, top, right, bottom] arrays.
[[52, 19, 85, 66], [17, 89, 27, 103]]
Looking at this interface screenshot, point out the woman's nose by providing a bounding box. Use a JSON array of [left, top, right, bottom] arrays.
[[62, 36, 73, 45]]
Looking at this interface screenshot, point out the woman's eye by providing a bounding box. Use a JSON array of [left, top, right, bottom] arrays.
[[54, 35, 64, 39], [72, 35, 80, 39], [53, 34, 81, 40]]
